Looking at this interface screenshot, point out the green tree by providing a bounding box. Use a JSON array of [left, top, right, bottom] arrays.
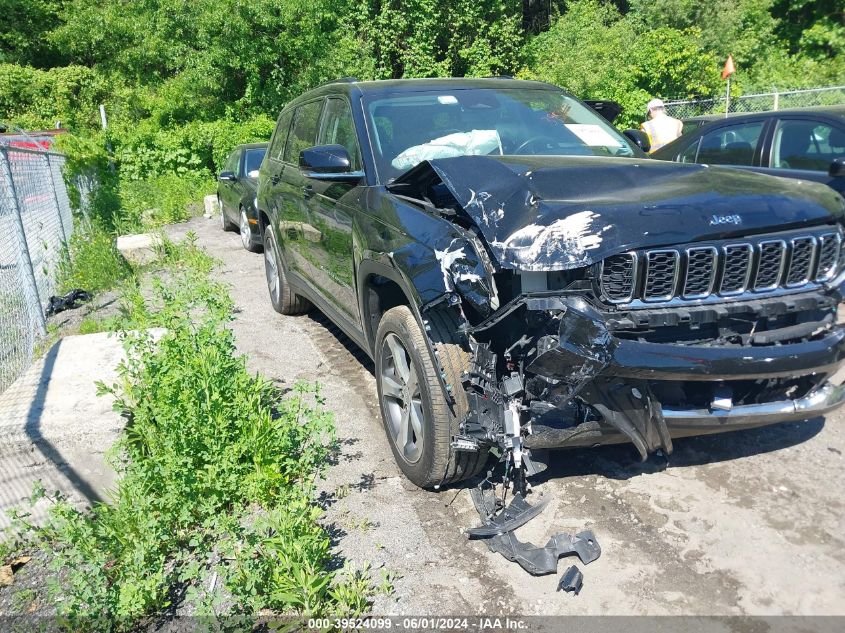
[[522, 0, 719, 126], [354, 0, 525, 78]]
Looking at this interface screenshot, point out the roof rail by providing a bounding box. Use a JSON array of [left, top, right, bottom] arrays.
[[314, 77, 359, 88], [482, 75, 515, 80]]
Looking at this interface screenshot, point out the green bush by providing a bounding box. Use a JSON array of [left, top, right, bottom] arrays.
[[118, 172, 212, 229], [18, 248, 372, 628], [57, 220, 131, 294], [0, 63, 112, 130]]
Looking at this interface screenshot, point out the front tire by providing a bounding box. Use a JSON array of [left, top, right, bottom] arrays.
[[263, 228, 310, 315], [375, 306, 487, 488]]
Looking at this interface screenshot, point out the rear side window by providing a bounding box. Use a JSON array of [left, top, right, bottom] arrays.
[[318, 98, 362, 171], [771, 119, 845, 172], [697, 121, 764, 166], [269, 110, 293, 161], [283, 100, 323, 164]]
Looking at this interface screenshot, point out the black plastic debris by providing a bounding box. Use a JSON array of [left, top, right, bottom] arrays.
[[466, 490, 548, 537], [468, 484, 601, 576], [45, 289, 91, 316], [558, 565, 583, 595]]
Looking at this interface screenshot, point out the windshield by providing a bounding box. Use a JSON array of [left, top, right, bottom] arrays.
[[244, 147, 266, 177], [363, 88, 636, 181]]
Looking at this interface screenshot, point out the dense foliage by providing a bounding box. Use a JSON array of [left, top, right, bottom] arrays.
[[1, 0, 842, 225]]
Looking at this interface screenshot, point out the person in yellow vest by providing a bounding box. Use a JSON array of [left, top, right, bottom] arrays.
[[640, 98, 683, 152]]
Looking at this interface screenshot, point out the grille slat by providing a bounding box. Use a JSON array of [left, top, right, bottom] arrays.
[[754, 240, 786, 290], [720, 244, 753, 295], [786, 237, 816, 286], [815, 233, 840, 281], [599, 228, 841, 305], [644, 250, 679, 301], [600, 254, 636, 302], [683, 247, 717, 298]]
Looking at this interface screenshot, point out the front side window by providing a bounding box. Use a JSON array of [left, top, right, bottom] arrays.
[[363, 88, 636, 181], [771, 119, 845, 172], [318, 98, 362, 171], [284, 100, 323, 164], [696, 121, 764, 166], [269, 110, 293, 161]]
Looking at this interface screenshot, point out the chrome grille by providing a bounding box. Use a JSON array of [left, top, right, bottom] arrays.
[[599, 227, 842, 305]]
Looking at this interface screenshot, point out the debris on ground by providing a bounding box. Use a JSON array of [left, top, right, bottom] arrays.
[[468, 475, 601, 577], [45, 289, 91, 316], [558, 565, 583, 595]]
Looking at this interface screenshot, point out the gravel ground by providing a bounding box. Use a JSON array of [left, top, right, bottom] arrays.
[[171, 215, 845, 617], [7, 214, 838, 620]]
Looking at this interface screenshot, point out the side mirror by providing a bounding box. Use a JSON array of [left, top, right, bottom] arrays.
[[218, 171, 236, 182], [623, 129, 651, 153], [300, 144, 352, 173], [829, 157, 845, 178], [299, 144, 363, 182]]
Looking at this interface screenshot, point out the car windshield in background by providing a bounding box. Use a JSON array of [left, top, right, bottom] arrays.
[[244, 148, 266, 177], [363, 88, 636, 181]]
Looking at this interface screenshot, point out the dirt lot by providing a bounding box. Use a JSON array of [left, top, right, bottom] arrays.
[[170, 216, 845, 616]]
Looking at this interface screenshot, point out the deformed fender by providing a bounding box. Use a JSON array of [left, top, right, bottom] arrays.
[[386, 233, 496, 318]]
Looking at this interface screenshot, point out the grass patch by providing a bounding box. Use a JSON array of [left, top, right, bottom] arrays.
[[119, 172, 212, 230], [7, 240, 374, 628]]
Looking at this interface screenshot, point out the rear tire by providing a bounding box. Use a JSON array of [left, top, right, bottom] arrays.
[[263, 229, 311, 315], [219, 197, 236, 231], [240, 208, 261, 253], [375, 305, 488, 488]]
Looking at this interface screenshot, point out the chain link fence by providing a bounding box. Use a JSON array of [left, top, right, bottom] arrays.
[[664, 86, 845, 120], [0, 141, 74, 393]]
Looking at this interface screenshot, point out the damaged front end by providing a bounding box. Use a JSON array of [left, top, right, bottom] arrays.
[[387, 155, 845, 503]]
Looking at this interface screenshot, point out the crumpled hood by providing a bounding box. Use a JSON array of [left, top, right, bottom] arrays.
[[388, 155, 845, 271]]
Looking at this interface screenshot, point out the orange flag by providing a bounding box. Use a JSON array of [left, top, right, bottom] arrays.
[[722, 54, 736, 80]]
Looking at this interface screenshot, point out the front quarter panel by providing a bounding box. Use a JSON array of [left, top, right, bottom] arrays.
[[357, 188, 496, 315]]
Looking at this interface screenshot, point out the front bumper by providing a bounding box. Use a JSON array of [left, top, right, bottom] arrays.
[[522, 297, 845, 451]]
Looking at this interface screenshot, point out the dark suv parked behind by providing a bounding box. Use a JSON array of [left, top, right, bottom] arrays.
[[257, 78, 845, 489], [218, 143, 268, 252]]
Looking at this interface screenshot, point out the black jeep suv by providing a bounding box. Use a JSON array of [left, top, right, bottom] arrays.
[[256, 78, 845, 489]]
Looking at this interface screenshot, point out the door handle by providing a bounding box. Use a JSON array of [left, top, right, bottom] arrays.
[[302, 184, 315, 198]]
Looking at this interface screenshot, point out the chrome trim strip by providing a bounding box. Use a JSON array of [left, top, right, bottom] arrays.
[[682, 246, 718, 299], [643, 249, 680, 302], [662, 382, 845, 426], [719, 242, 753, 296]]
